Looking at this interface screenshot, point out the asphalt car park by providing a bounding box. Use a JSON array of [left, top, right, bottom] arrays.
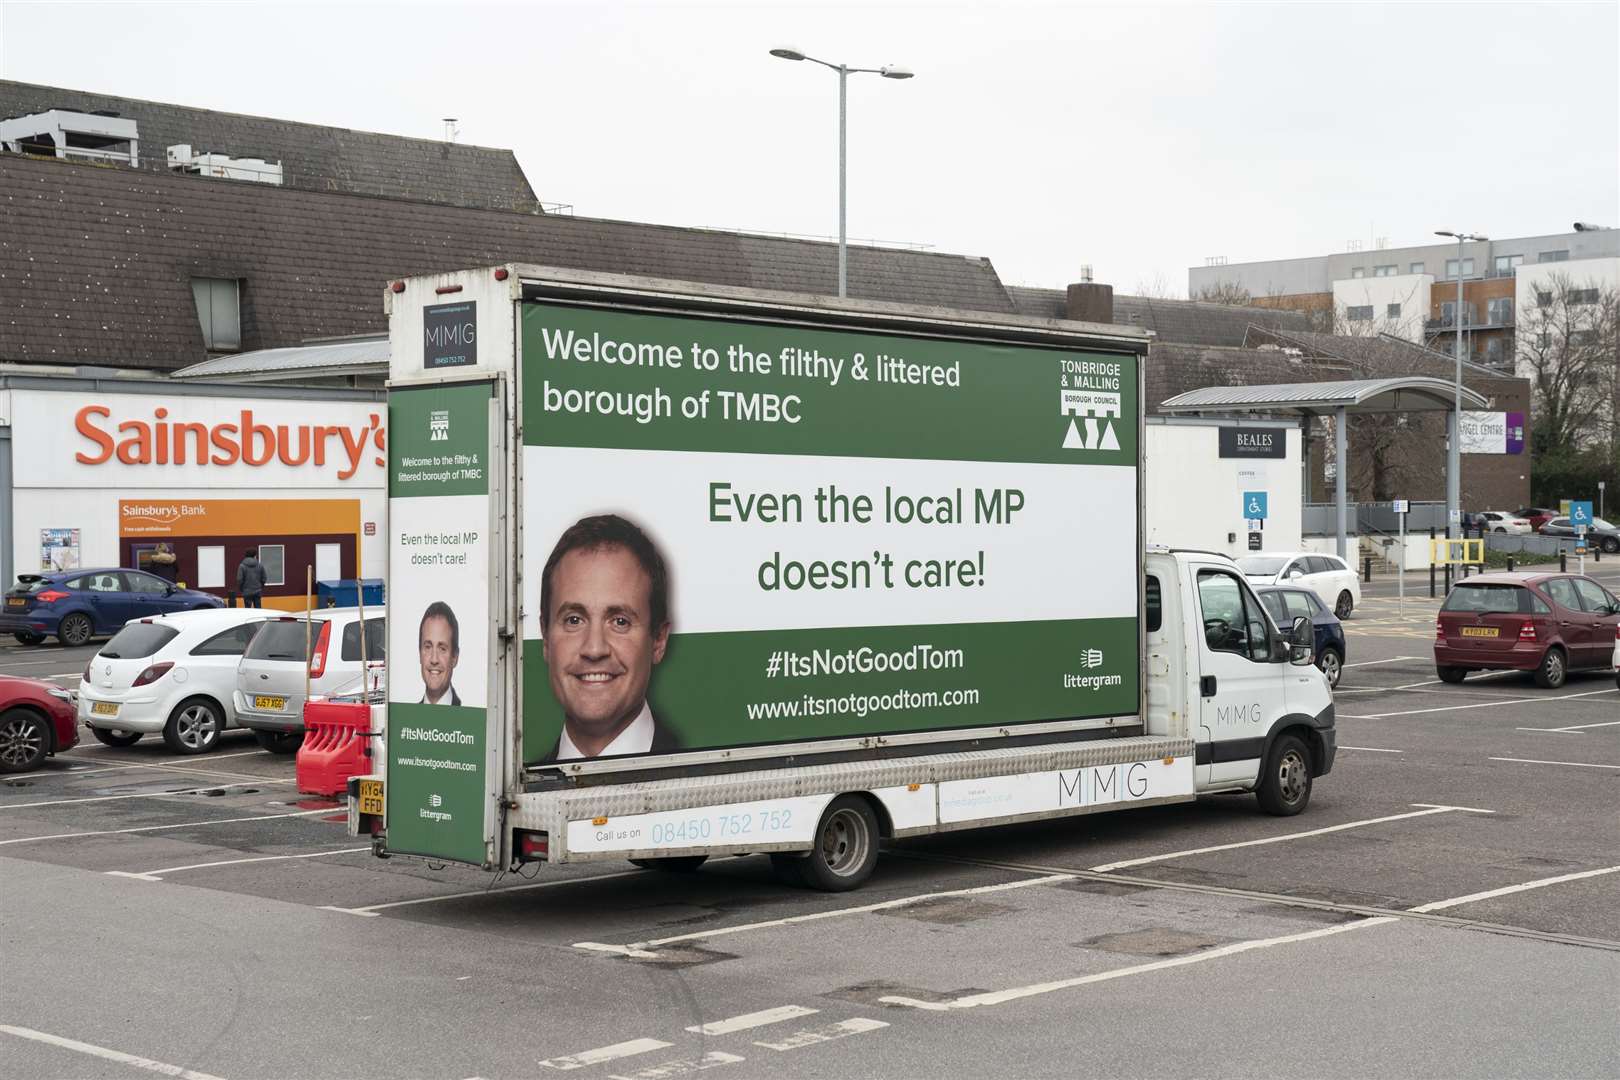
[[1, 582, 1617, 1080]]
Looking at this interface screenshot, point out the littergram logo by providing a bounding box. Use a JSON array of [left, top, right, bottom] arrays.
[[1080, 648, 1104, 669], [429, 794, 443, 808], [429, 410, 450, 442]]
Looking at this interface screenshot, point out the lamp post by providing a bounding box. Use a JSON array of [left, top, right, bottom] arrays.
[[1435, 229, 1488, 537], [770, 46, 914, 298]]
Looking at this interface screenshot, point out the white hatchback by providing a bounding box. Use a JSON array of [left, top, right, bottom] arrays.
[[78, 608, 280, 754], [1237, 552, 1362, 619], [1476, 510, 1533, 535], [233, 608, 385, 753]]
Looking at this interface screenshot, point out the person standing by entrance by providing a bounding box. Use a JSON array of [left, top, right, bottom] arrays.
[[236, 549, 267, 608]]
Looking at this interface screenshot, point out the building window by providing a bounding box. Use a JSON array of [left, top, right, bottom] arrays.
[[1346, 305, 1374, 322], [1569, 288, 1600, 305], [1493, 254, 1523, 275], [1409, 262, 1425, 274], [1535, 290, 1553, 307], [1386, 303, 1401, 319], [258, 544, 286, 587], [1485, 337, 1507, 364], [1570, 329, 1598, 345], [1444, 257, 1476, 279], [191, 278, 241, 351], [1487, 297, 1514, 324], [1540, 250, 1569, 262], [1374, 264, 1398, 277], [1350, 267, 1366, 279], [1537, 331, 1551, 349]]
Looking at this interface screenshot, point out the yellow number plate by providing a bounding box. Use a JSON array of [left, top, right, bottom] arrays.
[[91, 701, 120, 717], [5, 597, 24, 608], [358, 779, 384, 816], [254, 695, 288, 710], [1460, 626, 1499, 638]]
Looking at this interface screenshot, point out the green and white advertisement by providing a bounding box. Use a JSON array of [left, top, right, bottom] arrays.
[[386, 380, 494, 864], [519, 302, 1140, 765]]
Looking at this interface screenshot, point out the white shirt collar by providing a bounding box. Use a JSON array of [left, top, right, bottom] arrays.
[[557, 701, 654, 759]]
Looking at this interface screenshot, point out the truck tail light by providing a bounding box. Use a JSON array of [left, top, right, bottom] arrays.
[[35, 590, 69, 603], [515, 830, 548, 862], [1519, 622, 1538, 643], [309, 621, 332, 678], [132, 661, 174, 687]]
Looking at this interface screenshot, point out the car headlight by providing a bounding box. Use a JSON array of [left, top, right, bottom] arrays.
[[46, 685, 74, 702]]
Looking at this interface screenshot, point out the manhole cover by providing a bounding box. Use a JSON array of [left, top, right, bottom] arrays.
[[1078, 928, 1226, 956]]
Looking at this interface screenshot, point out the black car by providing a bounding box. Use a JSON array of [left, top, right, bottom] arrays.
[[1538, 517, 1620, 553], [1, 569, 224, 646], [1255, 584, 1347, 688]]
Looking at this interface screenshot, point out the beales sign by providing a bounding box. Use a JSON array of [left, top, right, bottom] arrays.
[[1218, 426, 1285, 459], [10, 390, 387, 489]]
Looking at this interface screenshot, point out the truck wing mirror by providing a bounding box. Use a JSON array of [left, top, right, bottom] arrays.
[[1289, 616, 1314, 665]]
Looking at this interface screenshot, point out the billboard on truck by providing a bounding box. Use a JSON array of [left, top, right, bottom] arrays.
[[518, 300, 1141, 765]]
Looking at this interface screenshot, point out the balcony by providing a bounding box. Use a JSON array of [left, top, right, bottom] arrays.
[[1425, 310, 1514, 333]]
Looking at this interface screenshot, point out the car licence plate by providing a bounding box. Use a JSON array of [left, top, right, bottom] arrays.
[[1460, 626, 1499, 638], [254, 695, 288, 710], [91, 701, 120, 716], [5, 597, 24, 608], [358, 779, 384, 816]]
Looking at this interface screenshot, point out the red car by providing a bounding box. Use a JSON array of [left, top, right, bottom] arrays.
[[0, 675, 80, 773], [1436, 572, 1620, 688], [1512, 506, 1559, 533]]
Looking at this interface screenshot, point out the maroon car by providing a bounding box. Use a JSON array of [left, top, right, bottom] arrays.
[[1435, 573, 1620, 688], [0, 675, 80, 773]]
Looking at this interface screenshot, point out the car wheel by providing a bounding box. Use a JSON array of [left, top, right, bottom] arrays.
[[253, 730, 304, 755], [1533, 647, 1568, 690], [1493, 526, 1506, 534], [1256, 733, 1312, 816], [164, 697, 224, 754], [1334, 591, 1354, 619], [57, 613, 93, 647], [12, 631, 44, 645], [89, 727, 143, 747], [0, 708, 50, 773], [1436, 666, 1468, 684], [1603, 536, 1620, 554], [1318, 648, 1343, 688]]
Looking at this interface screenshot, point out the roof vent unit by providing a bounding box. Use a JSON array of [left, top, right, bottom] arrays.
[[166, 144, 283, 185], [0, 109, 139, 166]]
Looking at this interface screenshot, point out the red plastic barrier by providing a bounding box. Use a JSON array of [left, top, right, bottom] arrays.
[[296, 700, 372, 797]]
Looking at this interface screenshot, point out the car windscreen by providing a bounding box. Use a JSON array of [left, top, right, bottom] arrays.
[[100, 623, 180, 659], [243, 620, 311, 661], [1237, 557, 1288, 575], [1442, 584, 1532, 614]]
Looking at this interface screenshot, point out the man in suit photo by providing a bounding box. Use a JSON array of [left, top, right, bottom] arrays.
[[419, 601, 463, 706]]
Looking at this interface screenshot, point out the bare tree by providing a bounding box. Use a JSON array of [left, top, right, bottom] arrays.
[[1193, 280, 1253, 306], [1132, 271, 1181, 300], [1516, 274, 1619, 456]]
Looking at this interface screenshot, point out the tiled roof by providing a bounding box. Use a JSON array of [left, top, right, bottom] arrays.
[[0, 79, 538, 212], [0, 155, 1015, 369], [1005, 285, 1312, 346]]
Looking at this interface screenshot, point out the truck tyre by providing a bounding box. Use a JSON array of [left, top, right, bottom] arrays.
[[1256, 733, 1312, 816], [163, 697, 224, 754], [797, 795, 880, 892], [1533, 646, 1568, 689], [253, 730, 304, 755], [629, 856, 708, 873], [1436, 666, 1468, 684]]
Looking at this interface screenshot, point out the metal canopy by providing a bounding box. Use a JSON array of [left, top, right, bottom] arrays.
[[1159, 376, 1489, 416]]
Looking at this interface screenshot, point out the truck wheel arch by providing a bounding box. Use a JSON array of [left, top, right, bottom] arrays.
[[1260, 714, 1328, 779]]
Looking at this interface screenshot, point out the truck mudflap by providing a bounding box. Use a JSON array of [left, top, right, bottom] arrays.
[[509, 735, 1195, 864]]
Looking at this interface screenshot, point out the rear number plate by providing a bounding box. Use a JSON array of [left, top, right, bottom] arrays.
[[358, 779, 384, 816], [5, 597, 24, 608], [254, 695, 288, 710], [1460, 626, 1499, 638], [91, 701, 120, 717]]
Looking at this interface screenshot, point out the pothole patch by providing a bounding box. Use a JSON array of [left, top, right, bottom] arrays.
[[1054, 877, 1152, 898], [824, 980, 987, 1007], [631, 944, 736, 969], [1078, 928, 1227, 957], [878, 895, 1015, 925]]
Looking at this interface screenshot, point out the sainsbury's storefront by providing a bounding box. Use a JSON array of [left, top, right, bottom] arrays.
[[0, 373, 387, 610]]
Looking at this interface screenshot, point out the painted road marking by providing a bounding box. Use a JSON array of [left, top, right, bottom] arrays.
[[539, 1038, 672, 1071], [1343, 655, 1422, 667], [0, 1024, 226, 1080], [1409, 865, 1620, 913], [685, 1006, 818, 1036], [0, 808, 332, 847], [1518, 719, 1620, 734], [1338, 745, 1404, 753], [573, 873, 1072, 958], [1488, 757, 1620, 771], [0, 782, 283, 810], [322, 869, 646, 917], [754, 1018, 888, 1052], [107, 846, 371, 881], [1086, 804, 1489, 872], [63, 759, 287, 782], [608, 1051, 745, 1079], [1353, 687, 1618, 719]]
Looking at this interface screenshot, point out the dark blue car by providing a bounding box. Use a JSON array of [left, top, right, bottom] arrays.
[[1256, 584, 1347, 688], [2, 569, 223, 647]]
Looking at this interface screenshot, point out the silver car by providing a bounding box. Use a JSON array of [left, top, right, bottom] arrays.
[[233, 608, 385, 753]]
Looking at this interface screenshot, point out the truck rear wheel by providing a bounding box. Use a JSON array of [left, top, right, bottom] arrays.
[[1256, 733, 1312, 816], [797, 795, 880, 892], [629, 856, 708, 873]]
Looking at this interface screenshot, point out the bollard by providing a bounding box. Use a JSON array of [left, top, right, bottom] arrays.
[[1507, 556, 1515, 572], [1429, 561, 1437, 598], [1363, 556, 1372, 583], [1559, 551, 1567, 573]]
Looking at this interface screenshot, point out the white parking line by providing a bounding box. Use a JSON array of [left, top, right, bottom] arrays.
[[322, 869, 646, 917], [1, 782, 282, 809], [1409, 865, 1620, 912], [685, 1006, 818, 1036], [0, 1023, 226, 1080], [61, 762, 292, 783], [1355, 687, 1618, 719], [1086, 804, 1489, 872], [540, 1038, 672, 1071], [1518, 719, 1620, 734], [107, 846, 372, 881], [0, 807, 333, 846], [754, 1018, 887, 1052], [1337, 745, 1403, 753], [573, 873, 1073, 958], [609, 1051, 744, 1079], [65, 748, 265, 761], [1488, 757, 1620, 771], [1343, 656, 1421, 667]]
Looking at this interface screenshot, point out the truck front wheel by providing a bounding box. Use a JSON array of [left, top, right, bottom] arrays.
[[796, 795, 880, 892], [1256, 734, 1312, 816]]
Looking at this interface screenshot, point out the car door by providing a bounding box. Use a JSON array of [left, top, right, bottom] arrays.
[[1541, 577, 1595, 667], [1193, 567, 1288, 786], [123, 571, 185, 617], [1571, 579, 1620, 670], [84, 572, 134, 631], [189, 619, 273, 722]]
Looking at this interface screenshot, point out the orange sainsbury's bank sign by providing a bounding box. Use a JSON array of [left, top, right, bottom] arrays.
[[74, 404, 386, 480]]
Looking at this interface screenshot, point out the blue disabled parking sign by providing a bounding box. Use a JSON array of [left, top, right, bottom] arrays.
[[1243, 491, 1268, 520], [1570, 501, 1593, 527]]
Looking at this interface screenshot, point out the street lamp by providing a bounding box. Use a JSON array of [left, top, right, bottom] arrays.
[[1435, 229, 1488, 537], [770, 46, 914, 298]]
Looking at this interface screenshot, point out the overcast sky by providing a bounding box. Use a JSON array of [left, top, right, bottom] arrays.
[[3, 1, 1615, 297]]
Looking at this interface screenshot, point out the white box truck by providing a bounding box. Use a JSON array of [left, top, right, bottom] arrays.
[[350, 265, 1335, 890]]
